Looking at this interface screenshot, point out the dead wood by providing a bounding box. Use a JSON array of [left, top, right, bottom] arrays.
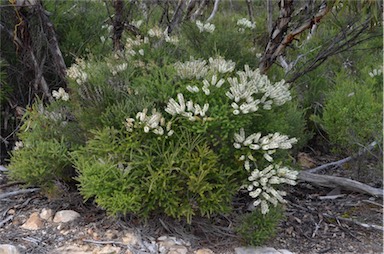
[[322, 213, 384, 232], [306, 141, 378, 174], [0, 188, 40, 200], [298, 171, 383, 198]]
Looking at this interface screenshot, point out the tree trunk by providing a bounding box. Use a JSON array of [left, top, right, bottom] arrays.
[[112, 0, 125, 52]]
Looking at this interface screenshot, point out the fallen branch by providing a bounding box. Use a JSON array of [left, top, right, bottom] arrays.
[[0, 188, 40, 200], [0, 215, 13, 228], [306, 141, 378, 173], [298, 171, 383, 198], [322, 213, 383, 232]]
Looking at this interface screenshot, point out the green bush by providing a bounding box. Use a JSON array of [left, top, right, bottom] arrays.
[[72, 127, 234, 222], [7, 99, 84, 189], [312, 71, 382, 153], [236, 205, 284, 246]]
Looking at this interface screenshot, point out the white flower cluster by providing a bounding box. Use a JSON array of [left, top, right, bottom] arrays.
[[125, 108, 174, 136], [148, 26, 163, 38], [52, 87, 69, 101], [369, 67, 383, 77], [186, 75, 225, 95], [226, 65, 291, 115], [67, 61, 88, 85], [13, 141, 23, 151], [237, 18, 256, 32], [196, 20, 215, 33], [233, 128, 297, 166], [131, 19, 143, 28], [174, 58, 208, 79], [165, 93, 209, 121], [208, 56, 236, 74], [108, 63, 128, 76], [247, 164, 298, 214], [124, 36, 149, 57], [146, 26, 179, 45]]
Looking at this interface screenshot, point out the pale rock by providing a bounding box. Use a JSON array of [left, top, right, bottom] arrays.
[[21, 212, 44, 230], [53, 210, 80, 223], [195, 248, 215, 254], [7, 209, 15, 215], [40, 208, 53, 221], [0, 244, 20, 254], [277, 250, 294, 254], [52, 245, 92, 254], [168, 246, 188, 254], [105, 229, 118, 239], [122, 232, 139, 246], [94, 245, 121, 254], [235, 247, 293, 254]]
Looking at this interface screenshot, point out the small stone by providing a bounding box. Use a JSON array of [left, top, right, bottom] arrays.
[[87, 228, 93, 235], [195, 248, 215, 254], [21, 212, 44, 230], [277, 250, 294, 254], [40, 208, 53, 221], [92, 232, 99, 240], [53, 210, 80, 223], [95, 245, 121, 254], [7, 209, 15, 215], [168, 246, 188, 254], [0, 244, 20, 254], [235, 247, 282, 254], [53, 245, 92, 254], [105, 229, 118, 239], [122, 232, 139, 246]]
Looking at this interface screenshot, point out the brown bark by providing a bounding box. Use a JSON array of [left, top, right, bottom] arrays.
[[112, 0, 125, 51], [259, 0, 334, 74]]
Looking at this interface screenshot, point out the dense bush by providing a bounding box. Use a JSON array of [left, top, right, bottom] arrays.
[[312, 70, 382, 153]]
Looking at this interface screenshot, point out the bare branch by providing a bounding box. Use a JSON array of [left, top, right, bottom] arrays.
[[260, 0, 334, 73], [298, 171, 383, 198], [206, 0, 220, 22], [0, 188, 40, 200]]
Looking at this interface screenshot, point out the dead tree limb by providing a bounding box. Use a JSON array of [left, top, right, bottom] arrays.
[[298, 171, 383, 198], [322, 213, 384, 232], [306, 141, 378, 174], [260, 0, 333, 73], [0, 188, 40, 200], [206, 0, 220, 22]]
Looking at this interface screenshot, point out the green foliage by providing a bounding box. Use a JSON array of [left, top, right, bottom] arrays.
[[7, 99, 84, 189], [8, 138, 71, 188], [179, 16, 258, 68], [44, 0, 111, 64], [72, 127, 234, 222], [236, 205, 284, 246], [312, 71, 382, 153]]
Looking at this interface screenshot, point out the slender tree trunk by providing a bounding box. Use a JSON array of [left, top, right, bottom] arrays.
[[167, 0, 187, 35], [266, 0, 273, 33], [245, 0, 254, 22], [259, 0, 294, 73], [112, 0, 125, 52]]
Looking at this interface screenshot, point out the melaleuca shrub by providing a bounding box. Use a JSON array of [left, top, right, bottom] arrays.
[[70, 51, 303, 222], [71, 126, 234, 223], [312, 70, 382, 154], [7, 96, 83, 190]]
